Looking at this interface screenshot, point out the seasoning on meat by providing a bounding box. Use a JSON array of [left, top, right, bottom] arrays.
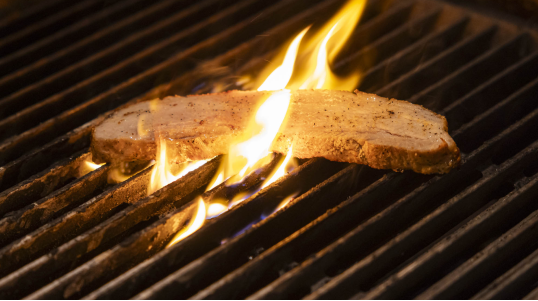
[[91, 89, 461, 174]]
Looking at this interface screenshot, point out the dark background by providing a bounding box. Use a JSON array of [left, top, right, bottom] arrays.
[[2, 0, 538, 22]]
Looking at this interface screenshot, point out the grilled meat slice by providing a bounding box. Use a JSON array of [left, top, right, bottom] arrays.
[[91, 89, 460, 174]]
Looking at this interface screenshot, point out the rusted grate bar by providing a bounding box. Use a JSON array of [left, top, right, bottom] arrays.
[[0, 158, 219, 299], [0, 159, 110, 246], [0, 151, 91, 215]]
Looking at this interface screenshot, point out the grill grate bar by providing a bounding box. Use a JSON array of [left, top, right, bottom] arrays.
[[355, 12, 469, 93], [0, 158, 218, 299], [0, 0, 256, 141], [0, 0, 120, 59], [0, 160, 109, 246], [376, 22, 498, 98], [133, 164, 370, 299], [24, 157, 222, 299], [83, 159, 344, 299], [304, 72, 538, 298], [0, 151, 90, 216], [0, 0, 75, 39], [474, 241, 538, 299], [408, 32, 531, 110], [417, 193, 538, 299], [0, 0, 328, 167], [0, 0, 169, 97], [0, 0, 225, 119]]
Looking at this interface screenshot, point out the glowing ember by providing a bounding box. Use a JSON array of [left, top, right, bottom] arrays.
[[167, 197, 206, 247]]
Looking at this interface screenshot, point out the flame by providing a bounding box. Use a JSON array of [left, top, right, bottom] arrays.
[[207, 202, 228, 219], [288, 0, 365, 90], [80, 160, 105, 177], [164, 0, 366, 247], [262, 146, 297, 189], [167, 198, 206, 247], [148, 139, 208, 195]]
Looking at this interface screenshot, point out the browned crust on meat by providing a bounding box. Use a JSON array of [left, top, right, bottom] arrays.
[[270, 133, 460, 174], [90, 90, 461, 174]]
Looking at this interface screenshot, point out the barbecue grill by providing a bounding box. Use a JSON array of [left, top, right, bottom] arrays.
[[1, 0, 538, 299]]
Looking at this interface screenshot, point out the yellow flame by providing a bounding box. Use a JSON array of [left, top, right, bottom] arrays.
[[258, 27, 309, 91], [167, 198, 206, 247], [164, 0, 366, 247], [148, 139, 208, 195], [276, 192, 299, 212], [262, 146, 297, 189], [80, 160, 105, 177], [207, 202, 228, 218], [287, 0, 365, 90], [226, 90, 291, 181]]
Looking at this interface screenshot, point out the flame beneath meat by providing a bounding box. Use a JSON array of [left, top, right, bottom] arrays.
[[147, 139, 208, 195], [80, 161, 105, 177], [167, 197, 206, 247], [161, 0, 366, 247]]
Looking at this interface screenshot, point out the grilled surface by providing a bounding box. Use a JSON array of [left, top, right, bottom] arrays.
[[92, 89, 460, 174], [0, 0, 538, 299]]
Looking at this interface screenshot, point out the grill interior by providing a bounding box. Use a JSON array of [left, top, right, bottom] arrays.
[[1, 0, 538, 299]]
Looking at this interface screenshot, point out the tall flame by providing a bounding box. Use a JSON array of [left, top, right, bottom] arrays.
[[165, 0, 366, 247]]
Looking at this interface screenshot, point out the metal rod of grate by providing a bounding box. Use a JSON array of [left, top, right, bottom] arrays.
[[0, 0, 538, 299]]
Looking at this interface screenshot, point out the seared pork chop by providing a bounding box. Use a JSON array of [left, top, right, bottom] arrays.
[[91, 89, 460, 174]]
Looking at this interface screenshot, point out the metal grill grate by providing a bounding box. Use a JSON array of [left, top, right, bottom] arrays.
[[1, 0, 538, 299]]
